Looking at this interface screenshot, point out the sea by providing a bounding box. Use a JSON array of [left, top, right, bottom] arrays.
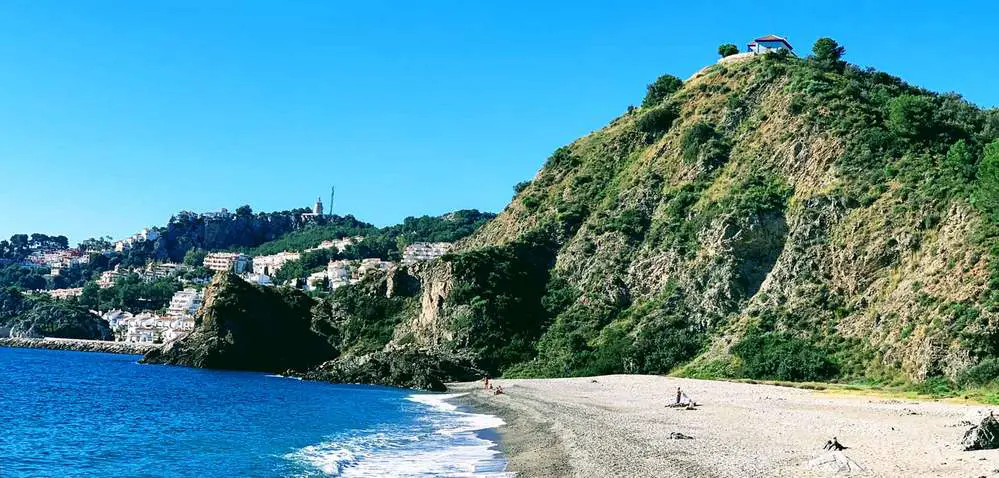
[[0, 347, 511, 477]]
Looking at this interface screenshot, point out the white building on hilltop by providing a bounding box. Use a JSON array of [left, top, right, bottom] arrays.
[[167, 289, 203, 318], [746, 34, 793, 54], [203, 252, 251, 273], [402, 242, 453, 265], [301, 197, 325, 220]]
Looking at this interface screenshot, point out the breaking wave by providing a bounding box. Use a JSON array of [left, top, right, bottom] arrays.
[[284, 393, 512, 477]]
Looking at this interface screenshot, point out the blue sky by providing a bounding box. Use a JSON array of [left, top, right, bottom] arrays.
[[0, 1, 996, 243]]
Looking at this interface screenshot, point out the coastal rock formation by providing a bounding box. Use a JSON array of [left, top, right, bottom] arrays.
[[7, 302, 112, 341], [0, 337, 157, 355], [142, 272, 333, 372], [961, 413, 999, 451], [301, 346, 480, 392]]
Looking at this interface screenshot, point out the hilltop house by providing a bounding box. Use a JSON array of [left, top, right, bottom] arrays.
[[747, 34, 793, 54]]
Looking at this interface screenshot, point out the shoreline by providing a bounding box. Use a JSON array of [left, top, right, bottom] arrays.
[[448, 375, 998, 477], [449, 386, 572, 477], [0, 337, 159, 355]]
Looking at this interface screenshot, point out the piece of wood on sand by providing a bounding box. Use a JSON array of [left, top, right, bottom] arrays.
[[806, 451, 865, 474]]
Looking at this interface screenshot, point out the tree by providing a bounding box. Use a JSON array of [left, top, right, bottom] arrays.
[[183, 248, 208, 267], [513, 180, 532, 195], [236, 205, 253, 217], [944, 139, 978, 181], [641, 74, 683, 108], [718, 43, 739, 58], [811, 37, 845, 69], [974, 140, 999, 220], [888, 95, 938, 139]]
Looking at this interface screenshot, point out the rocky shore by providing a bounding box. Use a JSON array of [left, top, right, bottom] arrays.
[[0, 337, 158, 355], [449, 375, 999, 477]]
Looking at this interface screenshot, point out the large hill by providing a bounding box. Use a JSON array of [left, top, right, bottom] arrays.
[[379, 45, 998, 384], [156, 42, 999, 390]]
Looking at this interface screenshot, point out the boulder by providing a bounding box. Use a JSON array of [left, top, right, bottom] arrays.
[[142, 273, 333, 373], [301, 346, 481, 391], [962, 413, 999, 451]]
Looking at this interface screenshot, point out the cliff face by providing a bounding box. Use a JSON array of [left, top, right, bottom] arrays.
[[383, 54, 998, 383], [151, 213, 370, 262], [142, 273, 333, 372]]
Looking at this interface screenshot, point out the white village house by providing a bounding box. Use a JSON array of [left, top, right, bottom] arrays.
[[746, 34, 793, 54]]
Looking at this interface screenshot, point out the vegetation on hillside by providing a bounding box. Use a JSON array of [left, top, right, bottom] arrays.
[[370, 37, 999, 390]]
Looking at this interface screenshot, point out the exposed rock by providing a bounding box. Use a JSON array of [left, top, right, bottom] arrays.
[[7, 302, 112, 341], [301, 346, 481, 392], [962, 413, 999, 451], [142, 273, 333, 373], [0, 337, 157, 355]]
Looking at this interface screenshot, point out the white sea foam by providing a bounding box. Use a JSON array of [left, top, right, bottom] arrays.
[[285, 393, 512, 477]]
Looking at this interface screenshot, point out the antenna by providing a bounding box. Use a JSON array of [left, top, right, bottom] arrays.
[[329, 186, 336, 217]]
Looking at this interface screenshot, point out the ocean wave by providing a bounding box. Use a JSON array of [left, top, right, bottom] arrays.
[[285, 394, 511, 477]]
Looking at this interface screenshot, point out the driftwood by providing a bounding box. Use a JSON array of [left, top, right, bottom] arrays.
[[807, 451, 865, 474]]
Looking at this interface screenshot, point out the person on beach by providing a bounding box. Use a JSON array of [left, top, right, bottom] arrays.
[[483, 376, 490, 390], [676, 387, 682, 405], [494, 386, 504, 395]]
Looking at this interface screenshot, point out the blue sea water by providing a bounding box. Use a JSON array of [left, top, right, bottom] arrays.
[[0, 347, 510, 477]]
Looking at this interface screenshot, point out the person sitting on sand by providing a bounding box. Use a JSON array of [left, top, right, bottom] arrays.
[[494, 386, 504, 395], [823, 437, 847, 451]]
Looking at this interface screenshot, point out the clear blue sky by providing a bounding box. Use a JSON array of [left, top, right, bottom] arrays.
[[0, 1, 996, 244]]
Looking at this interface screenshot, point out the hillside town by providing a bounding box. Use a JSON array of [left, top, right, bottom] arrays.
[[11, 207, 456, 345]]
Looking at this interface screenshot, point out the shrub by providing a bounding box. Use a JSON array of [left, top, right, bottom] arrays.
[[974, 140, 999, 220], [732, 329, 838, 381], [642, 74, 683, 108], [718, 43, 739, 58], [635, 104, 679, 135], [888, 94, 939, 140], [944, 139, 978, 182], [513, 180, 532, 195], [631, 315, 703, 374], [680, 122, 731, 169], [959, 358, 999, 387], [521, 194, 541, 211]]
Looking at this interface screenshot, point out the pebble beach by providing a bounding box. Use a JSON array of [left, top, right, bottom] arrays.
[[450, 375, 999, 477]]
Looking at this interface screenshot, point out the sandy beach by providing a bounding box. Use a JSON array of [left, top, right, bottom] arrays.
[[450, 375, 999, 477]]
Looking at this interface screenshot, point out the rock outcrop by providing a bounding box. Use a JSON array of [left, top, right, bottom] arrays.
[[0, 337, 157, 355], [7, 302, 112, 341], [142, 273, 333, 373], [300, 346, 481, 392], [962, 413, 999, 451]]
